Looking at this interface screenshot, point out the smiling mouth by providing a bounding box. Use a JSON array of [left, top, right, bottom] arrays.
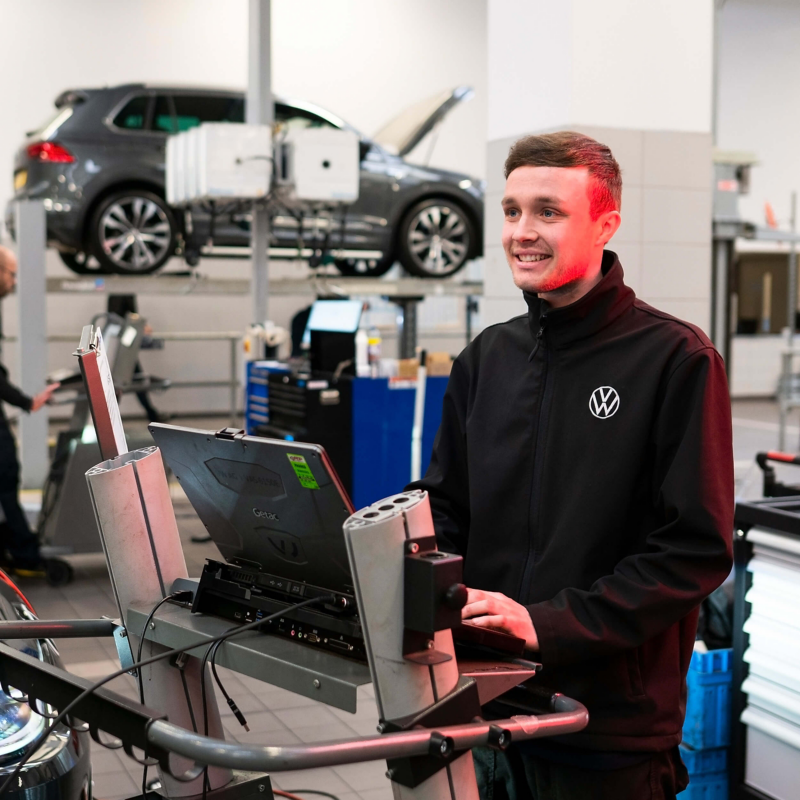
[[514, 253, 551, 263]]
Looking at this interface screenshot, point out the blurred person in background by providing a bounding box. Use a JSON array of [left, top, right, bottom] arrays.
[[0, 245, 59, 577]]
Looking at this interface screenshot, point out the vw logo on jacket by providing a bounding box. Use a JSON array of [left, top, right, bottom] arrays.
[[589, 386, 620, 419]]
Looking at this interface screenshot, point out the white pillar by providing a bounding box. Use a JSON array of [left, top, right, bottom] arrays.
[[484, 0, 715, 332], [248, 0, 273, 327], [15, 200, 49, 489]]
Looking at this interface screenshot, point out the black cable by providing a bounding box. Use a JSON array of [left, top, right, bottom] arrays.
[[136, 592, 188, 800], [210, 638, 249, 731], [0, 594, 334, 798], [276, 791, 342, 800]]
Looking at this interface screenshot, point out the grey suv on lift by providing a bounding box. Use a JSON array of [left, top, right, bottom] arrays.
[[6, 83, 484, 278]]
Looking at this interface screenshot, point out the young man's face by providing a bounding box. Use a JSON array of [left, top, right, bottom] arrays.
[[0, 251, 18, 299], [501, 165, 619, 304]]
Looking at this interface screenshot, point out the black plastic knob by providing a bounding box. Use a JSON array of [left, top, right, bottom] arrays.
[[444, 583, 468, 610]]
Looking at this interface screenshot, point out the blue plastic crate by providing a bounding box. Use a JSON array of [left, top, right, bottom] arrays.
[[682, 648, 733, 750], [679, 744, 727, 775], [676, 772, 728, 800], [689, 649, 733, 675]]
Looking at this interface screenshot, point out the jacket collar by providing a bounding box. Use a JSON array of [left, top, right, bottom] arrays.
[[523, 250, 635, 346]]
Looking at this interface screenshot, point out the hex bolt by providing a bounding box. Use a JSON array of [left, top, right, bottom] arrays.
[[312, 679, 321, 689], [149, 622, 156, 630], [426, 640, 434, 649], [376, 722, 386, 733], [408, 542, 420, 554], [385, 769, 395, 781]]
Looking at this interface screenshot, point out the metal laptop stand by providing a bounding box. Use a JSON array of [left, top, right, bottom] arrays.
[[0, 331, 589, 800]]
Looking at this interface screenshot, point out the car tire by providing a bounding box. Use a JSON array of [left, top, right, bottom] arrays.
[[335, 255, 396, 277], [397, 198, 474, 278], [58, 250, 112, 275], [89, 190, 177, 275]]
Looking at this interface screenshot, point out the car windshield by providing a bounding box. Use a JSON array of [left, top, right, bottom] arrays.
[[29, 106, 75, 141], [372, 88, 455, 155]]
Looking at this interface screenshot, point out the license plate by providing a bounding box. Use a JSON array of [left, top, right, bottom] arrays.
[[14, 170, 27, 191]]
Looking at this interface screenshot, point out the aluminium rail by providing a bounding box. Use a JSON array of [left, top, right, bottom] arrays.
[[148, 696, 589, 773], [2, 330, 243, 426], [0, 628, 588, 778]]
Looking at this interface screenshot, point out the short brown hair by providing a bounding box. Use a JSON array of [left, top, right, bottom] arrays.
[[504, 131, 622, 219]]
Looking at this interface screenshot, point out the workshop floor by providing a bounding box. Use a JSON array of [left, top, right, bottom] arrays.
[[10, 399, 798, 800]]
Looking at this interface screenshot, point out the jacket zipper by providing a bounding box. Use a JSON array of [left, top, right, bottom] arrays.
[[519, 314, 548, 599], [528, 320, 545, 361]]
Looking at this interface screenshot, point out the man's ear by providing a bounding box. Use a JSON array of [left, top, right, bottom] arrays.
[[596, 210, 621, 246]]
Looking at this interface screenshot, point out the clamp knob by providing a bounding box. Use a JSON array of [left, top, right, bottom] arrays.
[[444, 583, 468, 610]]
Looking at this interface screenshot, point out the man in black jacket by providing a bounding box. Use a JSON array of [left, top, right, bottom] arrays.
[[409, 133, 733, 799], [0, 246, 59, 575]]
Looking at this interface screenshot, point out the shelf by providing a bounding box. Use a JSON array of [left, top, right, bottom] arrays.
[[47, 274, 483, 298], [127, 599, 371, 713]]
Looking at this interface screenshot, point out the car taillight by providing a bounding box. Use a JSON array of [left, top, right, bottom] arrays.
[[26, 141, 75, 163]]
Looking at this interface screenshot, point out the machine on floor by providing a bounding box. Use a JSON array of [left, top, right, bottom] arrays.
[[37, 309, 169, 558]]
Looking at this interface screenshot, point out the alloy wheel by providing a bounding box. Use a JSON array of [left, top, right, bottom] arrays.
[[406, 203, 470, 276], [99, 196, 172, 272]]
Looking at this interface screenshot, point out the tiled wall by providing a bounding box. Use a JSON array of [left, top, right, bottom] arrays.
[[482, 126, 713, 333]]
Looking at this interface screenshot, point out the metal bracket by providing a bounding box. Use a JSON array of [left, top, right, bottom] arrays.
[[0, 642, 170, 768], [402, 536, 467, 665], [382, 676, 482, 789], [113, 622, 137, 677], [215, 427, 247, 441]]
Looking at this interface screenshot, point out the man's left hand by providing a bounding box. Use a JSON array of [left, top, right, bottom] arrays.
[[461, 588, 539, 651]]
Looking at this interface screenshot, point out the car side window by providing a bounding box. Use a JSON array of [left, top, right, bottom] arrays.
[[153, 95, 175, 133], [275, 104, 337, 133], [171, 95, 245, 131], [113, 95, 150, 130]]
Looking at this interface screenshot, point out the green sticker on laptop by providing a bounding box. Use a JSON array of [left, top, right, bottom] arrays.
[[286, 453, 319, 489]]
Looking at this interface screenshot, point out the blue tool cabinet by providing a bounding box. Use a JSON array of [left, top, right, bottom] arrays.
[[245, 362, 448, 510]]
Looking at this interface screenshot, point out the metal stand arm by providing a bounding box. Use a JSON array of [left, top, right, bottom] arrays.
[[0, 619, 118, 638], [146, 695, 588, 772]]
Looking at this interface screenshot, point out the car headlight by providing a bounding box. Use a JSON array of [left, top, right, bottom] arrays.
[[0, 689, 46, 765]]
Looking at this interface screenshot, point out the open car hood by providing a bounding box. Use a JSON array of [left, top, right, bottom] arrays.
[[372, 86, 474, 157]]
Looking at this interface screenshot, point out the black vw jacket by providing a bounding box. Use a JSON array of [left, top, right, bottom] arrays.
[[411, 252, 734, 752]]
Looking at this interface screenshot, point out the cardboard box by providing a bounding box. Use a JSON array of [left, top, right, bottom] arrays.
[[398, 358, 419, 379], [426, 352, 452, 377]]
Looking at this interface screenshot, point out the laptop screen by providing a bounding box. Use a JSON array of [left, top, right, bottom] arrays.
[[301, 300, 362, 348], [149, 424, 356, 595]]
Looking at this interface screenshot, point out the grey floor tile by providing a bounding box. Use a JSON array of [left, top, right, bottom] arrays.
[[237, 727, 302, 746], [340, 716, 383, 737], [91, 769, 139, 800], [216, 688, 266, 715], [274, 704, 341, 729], [292, 720, 359, 743], [355, 788, 394, 800], [270, 766, 351, 794], [229, 710, 286, 734], [87, 745, 126, 775], [333, 760, 390, 792]]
